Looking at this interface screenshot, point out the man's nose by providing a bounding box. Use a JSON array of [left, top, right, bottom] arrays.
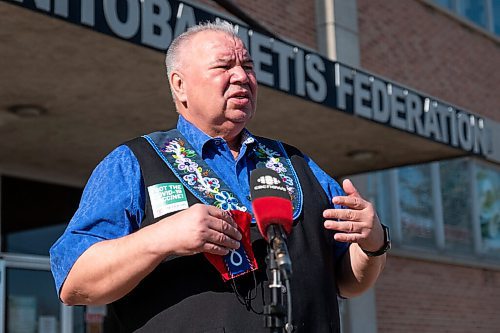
[[230, 66, 250, 84]]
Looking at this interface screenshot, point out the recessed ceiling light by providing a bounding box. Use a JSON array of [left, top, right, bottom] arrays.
[[346, 150, 377, 161], [7, 104, 47, 118]]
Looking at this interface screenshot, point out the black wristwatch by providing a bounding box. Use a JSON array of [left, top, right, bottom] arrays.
[[361, 224, 391, 257]]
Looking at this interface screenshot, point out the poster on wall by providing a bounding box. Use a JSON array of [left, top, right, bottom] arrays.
[[8, 295, 37, 333], [38, 316, 57, 333]]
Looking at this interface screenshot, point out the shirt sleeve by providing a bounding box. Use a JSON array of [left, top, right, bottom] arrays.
[[49, 145, 145, 295], [303, 154, 350, 260]]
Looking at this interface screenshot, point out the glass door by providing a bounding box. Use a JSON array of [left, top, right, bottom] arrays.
[[0, 255, 72, 333], [0, 176, 87, 332], [0, 176, 119, 332]]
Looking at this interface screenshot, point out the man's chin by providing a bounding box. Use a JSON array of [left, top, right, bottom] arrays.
[[227, 108, 255, 122]]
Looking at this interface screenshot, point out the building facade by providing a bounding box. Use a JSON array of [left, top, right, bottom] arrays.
[[0, 0, 499, 332], [357, 1, 500, 332]]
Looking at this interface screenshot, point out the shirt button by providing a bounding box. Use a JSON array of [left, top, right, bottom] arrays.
[[214, 140, 221, 146]]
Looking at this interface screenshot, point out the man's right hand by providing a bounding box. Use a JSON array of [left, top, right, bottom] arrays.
[[153, 204, 243, 257], [61, 204, 242, 305]]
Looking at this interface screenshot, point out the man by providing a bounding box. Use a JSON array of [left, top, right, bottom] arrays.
[[50, 21, 388, 332]]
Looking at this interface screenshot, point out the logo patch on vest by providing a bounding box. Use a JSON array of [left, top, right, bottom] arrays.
[[148, 183, 189, 217]]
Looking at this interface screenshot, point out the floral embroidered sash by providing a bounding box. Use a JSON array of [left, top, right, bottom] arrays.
[[143, 129, 303, 280], [143, 129, 303, 220]]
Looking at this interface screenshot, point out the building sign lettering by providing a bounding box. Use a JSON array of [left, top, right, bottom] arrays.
[[4, 0, 498, 162]]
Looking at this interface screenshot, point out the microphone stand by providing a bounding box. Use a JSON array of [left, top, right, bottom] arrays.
[[264, 225, 293, 333]]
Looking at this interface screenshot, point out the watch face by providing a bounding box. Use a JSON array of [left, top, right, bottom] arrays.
[[383, 225, 391, 250], [361, 224, 391, 257]]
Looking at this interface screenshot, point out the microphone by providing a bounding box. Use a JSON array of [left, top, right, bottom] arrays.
[[250, 168, 293, 276]]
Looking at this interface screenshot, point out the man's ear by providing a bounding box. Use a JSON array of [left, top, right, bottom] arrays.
[[170, 71, 187, 103]]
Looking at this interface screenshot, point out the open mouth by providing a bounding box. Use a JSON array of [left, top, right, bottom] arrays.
[[228, 91, 251, 106], [229, 96, 250, 105], [229, 92, 249, 99]]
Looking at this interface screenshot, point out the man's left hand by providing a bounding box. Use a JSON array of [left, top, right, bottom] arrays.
[[323, 179, 384, 253]]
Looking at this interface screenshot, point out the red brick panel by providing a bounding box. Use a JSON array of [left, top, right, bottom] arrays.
[[198, 0, 317, 49], [358, 0, 500, 121], [376, 256, 500, 332]]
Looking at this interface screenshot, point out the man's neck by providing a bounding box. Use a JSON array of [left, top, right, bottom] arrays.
[[177, 112, 246, 159], [226, 136, 242, 159]]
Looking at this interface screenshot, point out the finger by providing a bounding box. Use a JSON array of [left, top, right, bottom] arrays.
[[207, 206, 237, 227], [213, 217, 243, 241], [201, 243, 231, 256], [324, 220, 363, 234], [323, 208, 361, 221], [206, 222, 242, 246], [333, 232, 363, 243], [332, 195, 365, 209], [342, 178, 361, 198]]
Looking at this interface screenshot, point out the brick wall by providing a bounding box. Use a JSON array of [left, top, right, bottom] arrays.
[[376, 256, 500, 332], [357, 0, 500, 121], [358, 1, 500, 331], [197, 0, 317, 49]]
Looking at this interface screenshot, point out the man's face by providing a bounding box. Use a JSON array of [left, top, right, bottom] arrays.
[[175, 30, 258, 137]]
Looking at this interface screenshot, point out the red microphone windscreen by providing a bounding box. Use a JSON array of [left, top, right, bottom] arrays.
[[250, 168, 294, 241], [252, 195, 293, 241]]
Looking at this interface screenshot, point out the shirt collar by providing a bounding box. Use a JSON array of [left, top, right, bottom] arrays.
[[176, 115, 258, 157]]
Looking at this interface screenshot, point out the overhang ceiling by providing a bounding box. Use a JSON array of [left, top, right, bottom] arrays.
[[0, 3, 466, 187]]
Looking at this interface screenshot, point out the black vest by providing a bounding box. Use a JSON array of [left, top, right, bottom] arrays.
[[109, 136, 341, 333]]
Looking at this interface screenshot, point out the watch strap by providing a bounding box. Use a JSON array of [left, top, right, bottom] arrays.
[[361, 224, 391, 257]]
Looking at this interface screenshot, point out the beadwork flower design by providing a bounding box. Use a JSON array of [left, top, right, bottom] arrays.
[[282, 175, 293, 186], [255, 143, 296, 200], [183, 174, 198, 186], [215, 191, 245, 211], [160, 136, 296, 214], [164, 138, 246, 210], [266, 158, 287, 174], [177, 158, 198, 172], [255, 144, 279, 159], [195, 177, 220, 195]]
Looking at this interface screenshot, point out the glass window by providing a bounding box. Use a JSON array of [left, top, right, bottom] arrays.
[[493, 0, 500, 35], [73, 305, 86, 333], [440, 158, 473, 254], [71, 304, 122, 332], [1, 176, 82, 255], [398, 164, 436, 247], [434, 0, 500, 35], [367, 171, 394, 230], [5, 224, 67, 256], [6, 268, 60, 333], [459, 0, 488, 29], [476, 163, 500, 254], [361, 158, 500, 263], [433, 0, 455, 10]]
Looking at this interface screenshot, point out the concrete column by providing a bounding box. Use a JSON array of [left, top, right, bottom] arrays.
[[316, 3, 371, 329], [431, 162, 445, 250], [341, 289, 378, 333], [341, 174, 379, 333], [315, 0, 360, 67]]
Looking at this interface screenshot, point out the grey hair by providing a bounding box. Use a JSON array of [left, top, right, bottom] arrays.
[[165, 20, 240, 97]]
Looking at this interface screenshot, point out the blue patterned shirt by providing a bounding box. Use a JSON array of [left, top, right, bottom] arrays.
[[50, 116, 348, 294]]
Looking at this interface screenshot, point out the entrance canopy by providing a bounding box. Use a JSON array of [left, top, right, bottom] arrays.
[[1, 1, 498, 185]]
